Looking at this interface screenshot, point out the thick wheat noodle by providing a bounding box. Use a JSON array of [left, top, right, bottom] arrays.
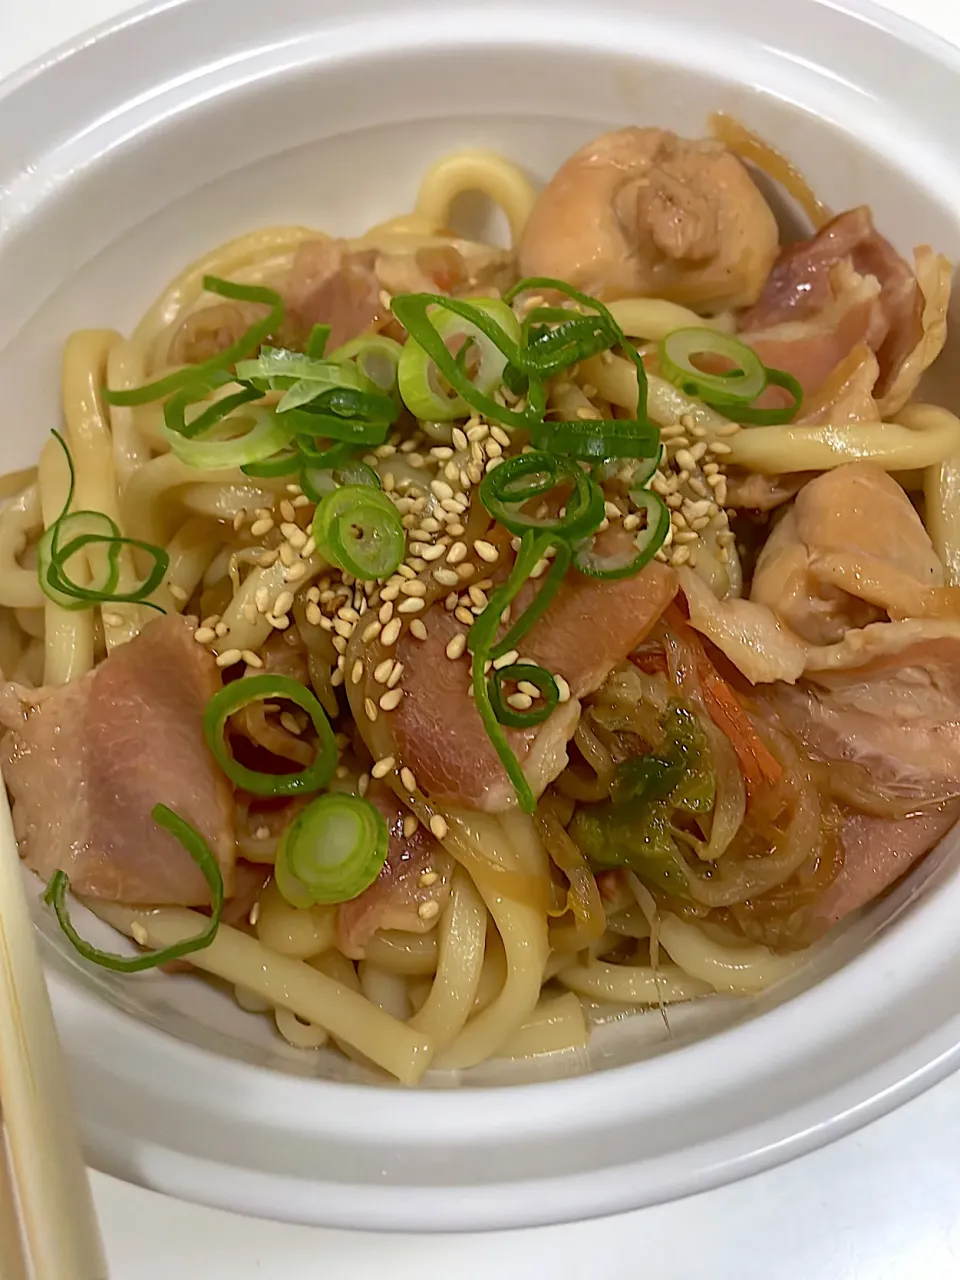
[[0, 484, 45, 609], [37, 437, 94, 686], [90, 901, 435, 1084], [557, 958, 712, 1004], [408, 869, 486, 1051], [359, 961, 412, 1021], [106, 338, 151, 487], [413, 150, 537, 247], [432, 812, 549, 1070], [493, 992, 588, 1059], [149, 516, 223, 617], [626, 873, 805, 994], [62, 329, 146, 649]]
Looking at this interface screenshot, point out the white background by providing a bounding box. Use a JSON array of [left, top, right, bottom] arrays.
[[4, 0, 960, 1275]]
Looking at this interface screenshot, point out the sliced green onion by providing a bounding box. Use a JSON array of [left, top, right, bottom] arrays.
[[43, 805, 223, 972], [104, 277, 285, 406], [204, 674, 338, 796], [274, 793, 389, 907], [660, 328, 767, 404], [311, 485, 405, 580], [165, 407, 296, 470], [491, 539, 571, 659], [306, 324, 331, 358], [38, 431, 168, 610], [573, 490, 670, 579], [732, 367, 804, 425], [488, 661, 559, 728], [531, 416, 660, 462], [478, 451, 604, 542], [396, 296, 522, 422], [659, 328, 803, 424], [241, 446, 303, 478], [300, 454, 380, 504], [392, 293, 543, 429], [328, 335, 404, 396], [163, 369, 263, 439], [468, 531, 556, 813]]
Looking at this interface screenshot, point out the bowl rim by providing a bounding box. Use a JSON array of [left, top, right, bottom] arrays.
[[5, 0, 960, 1232]]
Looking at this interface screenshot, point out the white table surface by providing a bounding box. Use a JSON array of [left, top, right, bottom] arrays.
[[4, 0, 960, 1275]]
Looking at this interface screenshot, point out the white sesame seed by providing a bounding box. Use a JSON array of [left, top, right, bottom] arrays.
[[400, 579, 427, 597], [708, 441, 733, 455], [332, 618, 353, 639], [381, 618, 402, 646], [388, 661, 404, 687], [216, 648, 242, 668], [358, 771, 370, 796], [418, 900, 441, 921], [364, 697, 378, 722], [433, 567, 460, 587], [468, 585, 488, 609], [250, 517, 274, 537], [670, 545, 692, 566], [379, 687, 404, 711], [447, 541, 467, 564], [518, 680, 541, 698], [168, 584, 188, 603], [361, 619, 382, 643], [274, 590, 294, 617], [492, 649, 519, 669], [349, 659, 363, 685], [373, 658, 393, 683], [131, 922, 149, 946], [420, 870, 438, 886], [305, 602, 322, 626], [446, 633, 467, 660], [431, 479, 454, 500], [280, 499, 296, 523], [403, 814, 420, 838], [331, 669, 344, 687], [398, 596, 425, 614], [428, 814, 448, 840], [371, 755, 396, 779], [214, 621, 229, 638], [194, 626, 216, 645], [473, 539, 499, 563], [280, 711, 302, 735], [507, 692, 534, 710], [412, 617, 427, 643], [242, 649, 263, 668], [268, 613, 292, 631], [555, 674, 571, 704], [400, 766, 418, 793], [454, 606, 474, 625]]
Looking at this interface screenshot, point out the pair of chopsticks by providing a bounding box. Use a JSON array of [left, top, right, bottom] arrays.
[[0, 779, 108, 1278]]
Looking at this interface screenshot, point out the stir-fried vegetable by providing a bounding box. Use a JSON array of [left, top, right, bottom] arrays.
[[570, 703, 714, 895]]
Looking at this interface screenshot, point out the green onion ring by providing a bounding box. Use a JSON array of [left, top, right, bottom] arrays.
[[478, 451, 604, 542], [43, 805, 223, 972], [274, 793, 389, 907], [104, 277, 285, 406], [488, 661, 559, 729], [573, 490, 670, 580], [311, 485, 406, 580], [203, 674, 338, 796]]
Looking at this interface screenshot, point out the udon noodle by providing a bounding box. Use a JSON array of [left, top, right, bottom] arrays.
[[2, 122, 959, 1084]]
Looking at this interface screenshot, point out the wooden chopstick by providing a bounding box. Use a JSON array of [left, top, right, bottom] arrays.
[[0, 780, 108, 1279]]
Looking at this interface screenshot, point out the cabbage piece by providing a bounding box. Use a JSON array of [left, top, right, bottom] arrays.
[[570, 704, 714, 896]]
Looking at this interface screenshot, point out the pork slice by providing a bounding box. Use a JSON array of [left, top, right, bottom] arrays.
[[0, 615, 235, 904], [813, 804, 960, 927], [336, 783, 453, 958], [388, 557, 678, 811]]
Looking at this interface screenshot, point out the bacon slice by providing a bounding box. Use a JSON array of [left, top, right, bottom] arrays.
[[0, 615, 235, 904], [388, 559, 678, 811]]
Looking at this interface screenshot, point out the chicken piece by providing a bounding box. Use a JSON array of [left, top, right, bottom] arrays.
[[760, 622, 960, 925], [678, 566, 806, 684], [519, 128, 779, 310], [285, 240, 385, 352], [751, 463, 944, 645], [336, 783, 454, 958], [740, 208, 949, 412], [0, 615, 235, 904], [725, 469, 811, 512], [386, 557, 679, 811], [774, 627, 960, 805]]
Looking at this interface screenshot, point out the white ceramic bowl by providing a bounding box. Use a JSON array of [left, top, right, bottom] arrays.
[[3, 0, 960, 1233]]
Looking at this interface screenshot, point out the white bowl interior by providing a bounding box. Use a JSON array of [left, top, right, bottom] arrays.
[[4, 0, 960, 1230]]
